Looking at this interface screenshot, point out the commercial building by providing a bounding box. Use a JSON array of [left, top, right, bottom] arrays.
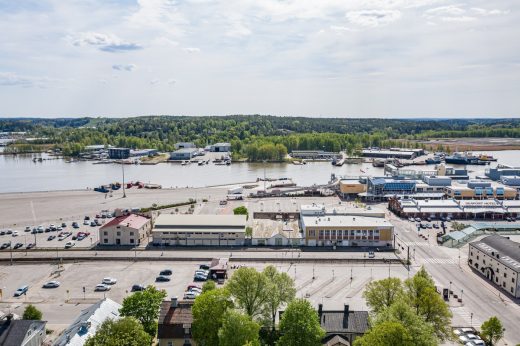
[[53, 298, 121, 346], [130, 148, 158, 157], [318, 304, 369, 346], [444, 183, 517, 200], [210, 142, 231, 152], [0, 315, 46, 346], [170, 148, 198, 160], [300, 214, 394, 247], [365, 177, 417, 199], [158, 298, 194, 346], [152, 214, 247, 246], [485, 167, 520, 181], [251, 219, 303, 246], [339, 178, 366, 198], [174, 142, 196, 150], [468, 235, 520, 298], [98, 214, 151, 246], [389, 198, 518, 220], [291, 150, 339, 160], [501, 176, 520, 187], [108, 147, 130, 159]]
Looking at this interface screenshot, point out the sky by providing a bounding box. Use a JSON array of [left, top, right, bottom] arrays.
[[0, 0, 519, 118]]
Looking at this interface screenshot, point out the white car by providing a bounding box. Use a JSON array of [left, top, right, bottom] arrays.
[[64, 241, 75, 249], [95, 284, 111, 291], [189, 287, 202, 293], [102, 277, 117, 285], [183, 291, 200, 299], [83, 220, 90, 225], [12, 231, 18, 237], [37, 225, 44, 231], [195, 269, 209, 276]]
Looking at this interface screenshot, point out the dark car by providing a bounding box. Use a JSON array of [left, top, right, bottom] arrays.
[[47, 235, 56, 241], [72, 222, 79, 228], [155, 276, 171, 282], [13, 243, 23, 249], [26, 243, 35, 249], [159, 269, 173, 276], [199, 264, 210, 270], [84, 216, 90, 220], [131, 284, 145, 292], [0, 243, 10, 250], [90, 221, 96, 227]]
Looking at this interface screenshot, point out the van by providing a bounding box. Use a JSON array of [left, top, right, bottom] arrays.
[[14, 285, 29, 297]]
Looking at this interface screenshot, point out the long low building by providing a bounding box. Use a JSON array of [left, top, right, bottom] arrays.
[[300, 214, 394, 247], [468, 235, 520, 298], [152, 214, 247, 246]]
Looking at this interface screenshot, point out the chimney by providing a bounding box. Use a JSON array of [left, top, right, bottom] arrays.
[[318, 303, 323, 318], [343, 304, 349, 328], [171, 297, 178, 308]]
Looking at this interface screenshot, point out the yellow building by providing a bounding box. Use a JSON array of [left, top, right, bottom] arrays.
[[339, 179, 367, 197], [301, 215, 394, 247]]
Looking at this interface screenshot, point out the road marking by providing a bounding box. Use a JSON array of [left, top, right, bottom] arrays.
[[404, 242, 430, 247], [421, 258, 458, 265], [452, 306, 483, 326]]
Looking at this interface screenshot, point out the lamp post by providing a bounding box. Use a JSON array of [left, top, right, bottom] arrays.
[[122, 163, 127, 198], [449, 281, 452, 298]]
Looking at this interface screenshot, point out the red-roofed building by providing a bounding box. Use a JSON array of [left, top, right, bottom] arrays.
[[99, 214, 151, 246]]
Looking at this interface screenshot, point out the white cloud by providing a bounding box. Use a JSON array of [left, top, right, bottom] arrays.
[[167, 79, 177, 85], [150, 78, 160, 85], [424, 5, 509, 23], [183, 47, 201, 53], [345, 9, 402, 27], [0, 72, 59, 88], [112, 64, 137, 71], [69, 32, 143, 52]]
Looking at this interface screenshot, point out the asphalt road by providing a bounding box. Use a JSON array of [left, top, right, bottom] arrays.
[[389, 213, 520, 345]]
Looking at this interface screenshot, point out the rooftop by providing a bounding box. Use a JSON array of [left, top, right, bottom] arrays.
[[154, 214, 247, 229], [100, 214, 150, 230], [0, 319, 46, 346], [173, 147, 198, 153], [301, 215, 393, 228], [471, 235, 520, 271], [53, 298, 121, 346]]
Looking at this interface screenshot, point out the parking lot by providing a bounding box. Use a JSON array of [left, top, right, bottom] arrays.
[[0, 259, 409, 339]]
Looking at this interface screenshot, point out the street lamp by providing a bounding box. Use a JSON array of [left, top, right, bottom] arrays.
[[122, 163, 127, 198]]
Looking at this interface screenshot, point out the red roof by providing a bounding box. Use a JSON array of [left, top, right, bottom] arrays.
[[100, 214, 150, 230]]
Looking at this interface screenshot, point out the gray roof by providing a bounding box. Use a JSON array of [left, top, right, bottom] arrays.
[[172, 148, 198, 154], [154, 214, 247, 229], [470, 235, 520, 271], [212, 142, 231, 146], [0, 320, 46, 346], [320, 310, 369, 334]]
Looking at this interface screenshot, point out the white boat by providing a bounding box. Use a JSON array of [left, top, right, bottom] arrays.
[[181, 161, 188, 166]]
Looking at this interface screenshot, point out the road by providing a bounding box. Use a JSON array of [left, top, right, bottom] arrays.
[[389, 213, 520, 345]]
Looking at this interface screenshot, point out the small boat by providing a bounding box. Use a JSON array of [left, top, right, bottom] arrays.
[[111, 183, 121, 190], [94, 186, 110, 193], [126, 183, 133, 189], [181, 161, 188, 166], [425, 156, 442, 164], [477, 154, 497, 162], [293, 160, 303, 165], [198, 161, 205, 166], [444, 152, 489, 165]]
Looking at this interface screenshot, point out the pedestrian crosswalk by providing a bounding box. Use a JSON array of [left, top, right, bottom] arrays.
[[421, 258, 458, 265], [452, 306, 482, 326], [404, 241, 430, 247]]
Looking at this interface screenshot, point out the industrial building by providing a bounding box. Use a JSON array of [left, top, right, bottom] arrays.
[[300, 214, 394, 247], [99, 214, 151, 246], [364, 177, 417, 199], [338, 178, 366, 198], [108, 147, 130, 159], [468, 235, 520, 298], [501, 176, 520, 187], [130, 148, 158, 157], [210, 142, 231, 152], [485, 167, 520, 181], [290, 150, 340, 160], [362, 148, 424, 159], [170, 148, 198, 160], [152, 214, 247, 246], [174, 142, 196, 150]]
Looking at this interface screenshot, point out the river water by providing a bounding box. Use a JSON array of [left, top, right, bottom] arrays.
[[0, 150, 519, 193]]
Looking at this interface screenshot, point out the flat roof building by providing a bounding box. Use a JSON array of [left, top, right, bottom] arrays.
[[174, 142, 196, 150], [170, 148, 198, 160], [300, 214, 394, 247], [468, 235, 520, 298], [108, 147, 130, 159], [210, 142, 231, 152], [152, 214, 247, 246]]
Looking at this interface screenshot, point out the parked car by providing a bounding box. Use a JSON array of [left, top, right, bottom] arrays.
[[131, 284, 145, 292], [102, 277, 117, 285], [90, 221, 96, 227], [194, 274, 208, 282], [408, 217, 415, 222], [84, 216, 90, 220], [25, 226, 31, 232], [95, 284, 111, 291], [414, 218, 421, 222], [199, 264, 210, 270], [6, 229, 12, 235], [188, 287, 202, 293], [61, 222, 67, 228], [64, 241, 75, 249], [72, 222, 79, 228], [13, 243, 23, 249], [433, 224, 439, 229], [14, 285, 29, 297], [187, 284, 201, 291], [368, 251, 375, 259], [83, 220, 90, 225], [26, 243, 35, 249], [0, 231, 5, 236], [42, 281, 60, 288], [156, 275, 171, 282], [160, 269, 173, 276], [183, 291, 200, 299], [0, 243, 10, 250], [11, 231, 18, 237]]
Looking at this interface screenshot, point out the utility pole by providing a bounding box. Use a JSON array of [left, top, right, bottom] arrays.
[[122, 163, 127, 198]]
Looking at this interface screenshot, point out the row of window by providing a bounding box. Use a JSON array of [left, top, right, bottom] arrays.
[[103, 238, 135, 244], [103, 231, 135, 236], [157, 232, 238, 236], [308, 229, 381, 238]]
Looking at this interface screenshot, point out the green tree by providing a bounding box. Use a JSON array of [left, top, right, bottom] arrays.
[[218, 310, 261, 346], [362, 277, 404, 313], [481, 316, 504, 346], [262, 265, 296, 329], [119, 285, 167, 337], [192, 288, 234, 346], [374, 300, 437, 346], [226, 267, 269, 318], [22, 304, 42, 320], [202, 280, 216, 293], [85, 317, 151, 346], [404, 268, 452, 341], [233, 206, 249, 219], [278, 298, 325, 346], [354, 321, 414, 346]]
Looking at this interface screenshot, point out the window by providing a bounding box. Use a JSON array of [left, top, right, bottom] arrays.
[[103, 231, 108, 236], [504, 273, 507, 278], [130, 232, 134, 236], [168, 342, 173, 346], [512, 287, 514, 293], [116, 231, 121, 236], [512, 277, 515, 283], [103, 239, 108, 244], [308, 230, 316, 237], [130, 239, 134, 244]]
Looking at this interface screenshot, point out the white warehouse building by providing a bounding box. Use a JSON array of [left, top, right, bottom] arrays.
[[468, 235, 520, 298]]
